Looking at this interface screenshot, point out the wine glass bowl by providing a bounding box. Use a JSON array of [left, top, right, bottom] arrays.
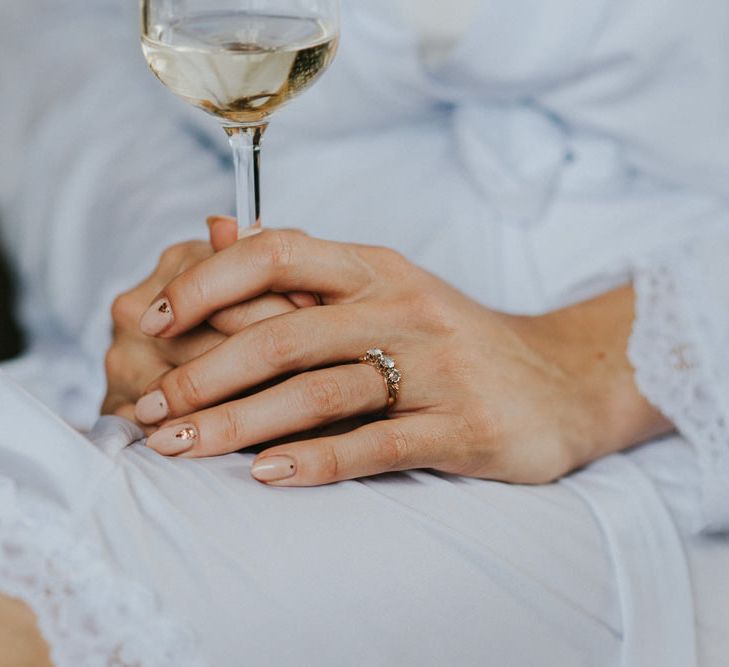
[[141, 0, 340, 227]]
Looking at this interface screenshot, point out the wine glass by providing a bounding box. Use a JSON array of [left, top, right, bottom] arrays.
[[141, 0, 340, 229]]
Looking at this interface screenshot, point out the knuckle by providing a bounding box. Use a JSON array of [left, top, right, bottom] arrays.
[[452, 410, 502, 476], [220, 404, 247, 447], [375, 426, 412, 470], [357, 245, 405, 278], [179, 241, 213, 271], [318, 444, 341, 481], [260, 320, 302, 368], [157, 241, 210, 276], [110, 292, 141, 328], [302, 374, 347, 420], [169, 270, 208, 312], [158, 243, 188, 269], [170, 368, 206, 410], [262, 230, 296, 270], [377, 245, 407, 266], [366, 245, 409, 278], [408, 291, 457, 335], [461, 407, 499, 446]]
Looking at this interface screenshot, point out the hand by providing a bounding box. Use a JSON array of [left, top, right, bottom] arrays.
[[135, 230, 671, 486], [103, 218, 311, 423]]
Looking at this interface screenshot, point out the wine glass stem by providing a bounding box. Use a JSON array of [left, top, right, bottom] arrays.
[[226, 124, 268, 229]]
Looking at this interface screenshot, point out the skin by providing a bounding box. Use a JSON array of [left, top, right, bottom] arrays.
[[106, 222, 672, 486], [0, 594, 52, 667], [103, 217, 314, 423], [10, 225, 669, 667]]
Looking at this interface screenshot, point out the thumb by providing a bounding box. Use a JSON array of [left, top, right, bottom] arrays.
[[206, 215, 240, 252]]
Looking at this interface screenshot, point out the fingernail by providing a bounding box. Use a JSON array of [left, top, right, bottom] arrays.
[[140, 298, 174, 336], [147, 423, 198, 456], [251, 456, 297, 483], [135, 390, 169, 424]]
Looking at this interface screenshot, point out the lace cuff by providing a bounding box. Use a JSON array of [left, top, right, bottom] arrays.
[[629, 229, 729, 534], [0, 479, 204, 667]]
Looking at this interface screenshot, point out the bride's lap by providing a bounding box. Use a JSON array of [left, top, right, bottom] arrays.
[[83, 434, 622, 666], [0, 380, 622, 665]]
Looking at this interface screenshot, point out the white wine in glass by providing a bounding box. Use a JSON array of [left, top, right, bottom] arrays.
[[141, 1, 340, 229]]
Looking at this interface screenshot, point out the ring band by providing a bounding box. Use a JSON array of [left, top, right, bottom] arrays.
[[359, 348, 401, 411]]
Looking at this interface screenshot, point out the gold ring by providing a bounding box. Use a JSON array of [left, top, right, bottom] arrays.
[[359, 348, 401, 411]]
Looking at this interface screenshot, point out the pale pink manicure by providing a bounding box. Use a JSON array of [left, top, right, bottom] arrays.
[[135, 390, 169, 425], [140, 298, 174, 336], [147, 424, 198, 456], [251, 456, 297, 483]]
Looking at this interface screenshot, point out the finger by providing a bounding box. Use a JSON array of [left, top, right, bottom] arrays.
[[112, 404, 157, 436], [135, 304, 396, 423], [208, 293, 297, 336], [207, 222, 318, 323], [250, 415, 455, 486], [209, 220, 320, 311], [287, 292, 320, 308], [144, 364, 387, 457], [139, 230, 371, 338], [112, 241, 214, 332], [207, 216, 239, 252], [154, 326, 227, 366], [105, 340, 172, 408]]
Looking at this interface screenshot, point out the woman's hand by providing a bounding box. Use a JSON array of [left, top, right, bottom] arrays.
[[103, 218, 311, 422], [134, 230, 671, 486]]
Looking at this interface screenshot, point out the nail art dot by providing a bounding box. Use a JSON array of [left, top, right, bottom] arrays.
[[158, 301, 170, 314], [175, 427, 197, 441]]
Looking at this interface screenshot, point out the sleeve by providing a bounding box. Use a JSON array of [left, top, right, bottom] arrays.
[[628, 224, 729, 534], [0, 4, 231, 409]]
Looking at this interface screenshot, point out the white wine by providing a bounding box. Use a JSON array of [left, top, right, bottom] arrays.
[[142, 12, 338, 125]]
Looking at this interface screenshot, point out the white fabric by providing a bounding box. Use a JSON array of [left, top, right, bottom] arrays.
[[0, 0, 728, 664], [0, 410, 203, 667], [397, 0, 480, 65], [629, 226, 729, 534], [0, 370, 698, 667]]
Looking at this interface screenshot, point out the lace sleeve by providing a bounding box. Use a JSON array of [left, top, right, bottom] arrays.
[[0, 478, 205, 667], [629, 225, 729, 534]]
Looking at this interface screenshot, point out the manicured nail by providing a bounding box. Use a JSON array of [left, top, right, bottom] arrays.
[[146, 423, 198, 456], [140, 298, 174, 336], [135, 390, 169, 424], [251, 456, 297, 483]]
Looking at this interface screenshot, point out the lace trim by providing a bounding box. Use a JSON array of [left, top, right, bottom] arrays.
[[0, 480, 205, 667], [629, 257, 729, 534]]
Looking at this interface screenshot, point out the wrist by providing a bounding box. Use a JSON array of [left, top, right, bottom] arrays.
[[527, 286, 673, 464]]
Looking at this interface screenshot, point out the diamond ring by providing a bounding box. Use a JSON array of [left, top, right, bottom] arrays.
[[359, 348, 402, 411]]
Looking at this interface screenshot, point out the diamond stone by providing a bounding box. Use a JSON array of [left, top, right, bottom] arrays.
[[382, 356, 396, 369], [367, 348, 384, 359], [387, 369, 401, 384]]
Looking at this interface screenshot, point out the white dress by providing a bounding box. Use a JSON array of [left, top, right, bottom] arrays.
[[0, 1, 728, 665]]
